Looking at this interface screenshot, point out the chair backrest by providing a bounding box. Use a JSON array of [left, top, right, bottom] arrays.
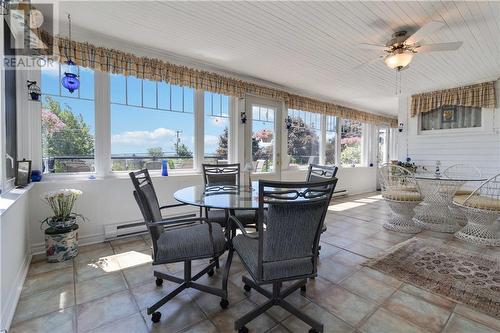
[[202, 163, 240, 186], [379, 163, 418, 193], [129, 169, 163, 241], [464, 173, 500, 209], [257, 179, 337, 281], [306, 164, 338, 183], [443, 164, 482, 179]]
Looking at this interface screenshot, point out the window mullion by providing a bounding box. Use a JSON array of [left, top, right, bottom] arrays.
[[95, 71, 111, 177], [194, 89, 204, 172]]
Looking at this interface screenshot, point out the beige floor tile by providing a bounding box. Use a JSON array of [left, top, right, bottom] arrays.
[[357, 267, 402, 289], [13, 283, 75, 325], [75, 256, 121, 283], [27, 258, 74, 276], [281, 302, 354, 333], [301, 276, 334, 303], [140, 292, 207, 333], [74, 247, 115, 266], [78, 242, 112, 254], [318, 259, 359, 284], [383, 290, 452, 333], [360, 308, 430, 333], [313, 286, 377, 326], [111, 235, 149, 253], [122, 262, 168, 288], [265, 324, 291, 333], [329, 250, 367, 267], [246, 287, 310, 322], [453, 304, 500, 331], [340, 270, 397, 304], [317, 242, 343, 258], [210, 299, 277, 332], [86, 312, 148, 333], [443, 314, 498, 333], [342, 243, 383, 259], [321, 235, 355, 248], [21, 267, 74, 297], [77, 290, 138, 333], [131, 279, 187, 311], [75, 272, 128, 305], [179, 319, 219, 333], [400, 284, 455, 310], [10, 307, 76, 333], [190, 277, 247, 317]]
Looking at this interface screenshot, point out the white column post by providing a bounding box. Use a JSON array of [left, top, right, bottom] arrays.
[[194, 89, 204, 171], [319, 114, 326, 165], [94, 71, 111, 177]]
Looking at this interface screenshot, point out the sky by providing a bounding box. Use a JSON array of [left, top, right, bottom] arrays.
[[41, 64, 229, 157]]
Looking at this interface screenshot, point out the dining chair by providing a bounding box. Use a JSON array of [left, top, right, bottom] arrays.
[[379, 163, 423, 233], [306, 164, 338, 253], [444, 164, 482, 226], [229, 178, 337, 333], [453, 173, 500, 246], [202, 163, 258, 227], [129, 169, 231, 323]]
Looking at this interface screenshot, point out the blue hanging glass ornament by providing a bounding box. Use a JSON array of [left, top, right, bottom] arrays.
[[61, 60, 80, 93]]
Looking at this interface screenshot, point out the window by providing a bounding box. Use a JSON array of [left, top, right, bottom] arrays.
[[325, 115, 337, 165], [287, 109, 320, 168], [110, 74, 195, 171], [252, 105, 275, 173], [204, 92, 230, 164], [40, 62, 95, 173], [340, 119, 363, 167], [420, 105, 481, 131]]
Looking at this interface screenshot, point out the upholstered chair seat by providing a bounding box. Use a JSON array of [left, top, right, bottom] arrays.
[[382, 190, 423, 202], [453, 195, 500, 211]]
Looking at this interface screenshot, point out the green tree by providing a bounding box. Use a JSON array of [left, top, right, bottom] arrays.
[[176, 143, 193, 157], [287, 117, 319, 164], [42, 96, 94, 157], [216, 127, 228, 159], [147, 147, 164, 160]]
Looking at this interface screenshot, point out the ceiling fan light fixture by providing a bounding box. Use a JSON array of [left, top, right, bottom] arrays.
[[384, 50, 413, 70]]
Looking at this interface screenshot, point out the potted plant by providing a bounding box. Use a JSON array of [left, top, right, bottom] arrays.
[[41, 189, 85, 262]]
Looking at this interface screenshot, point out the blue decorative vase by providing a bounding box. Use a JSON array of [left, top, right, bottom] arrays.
[[162, 160, 169, 176], [31, 170, 42, 182]]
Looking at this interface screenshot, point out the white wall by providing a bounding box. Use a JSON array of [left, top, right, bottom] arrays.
[[0, 188, 31, 331], [397, 80, 500, 178]]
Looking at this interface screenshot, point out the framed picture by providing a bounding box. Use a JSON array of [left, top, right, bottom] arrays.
[[15, 159, 32, 187], [441, 106, 457, 123]]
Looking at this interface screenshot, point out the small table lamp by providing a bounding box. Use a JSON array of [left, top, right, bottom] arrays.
[[243, 162, 254, 188]]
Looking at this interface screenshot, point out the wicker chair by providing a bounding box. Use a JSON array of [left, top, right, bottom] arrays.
[[202, 163, 258, 228], [453, 173, 500, 246], [379, 163, 423, 234], [444, 164, 482, 226], [229, 179, 337, 333], [129, 170, 231, 323]]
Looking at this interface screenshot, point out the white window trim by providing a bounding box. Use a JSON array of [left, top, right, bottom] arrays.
[[416, 108, 491, 136]]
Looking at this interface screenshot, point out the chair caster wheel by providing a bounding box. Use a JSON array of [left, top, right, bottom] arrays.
[[243, 284, 251, 292], [300, 285, 307, 293], [155, 278, 163, 287], [238, 326, 249, 333], [309, 329, 319, 333], [220, 299, 229, 309], [208, 269, 214, 277], [151, 311, 161, 323]]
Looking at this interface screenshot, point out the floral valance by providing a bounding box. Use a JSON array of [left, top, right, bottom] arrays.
[[38, 31, 397, 127], [411, 81, 497, 117]]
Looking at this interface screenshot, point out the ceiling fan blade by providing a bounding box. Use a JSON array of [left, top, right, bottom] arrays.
[[405, 21, 445, 45], [358, 43, 387, 50], [352, 55, 384, 70], [417, 41, 463, 53]]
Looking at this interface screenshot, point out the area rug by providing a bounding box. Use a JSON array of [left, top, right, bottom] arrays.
[[364, 238, 500, 319]]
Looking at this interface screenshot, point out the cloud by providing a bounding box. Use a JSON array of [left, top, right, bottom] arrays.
[[112, 128, 176, 146], [204, 134, 219, 146]]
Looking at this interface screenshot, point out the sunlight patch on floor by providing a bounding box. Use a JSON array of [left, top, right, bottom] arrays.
[[87, 251, 152, 272], [328, 201, 367, 211]]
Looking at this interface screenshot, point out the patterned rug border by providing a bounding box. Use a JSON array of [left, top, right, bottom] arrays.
[[363, 238, 500, 320]]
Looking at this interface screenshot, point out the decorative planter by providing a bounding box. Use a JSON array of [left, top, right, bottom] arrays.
[[45, 224, 79, 262]]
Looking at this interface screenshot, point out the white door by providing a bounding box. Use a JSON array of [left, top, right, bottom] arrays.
[[244, 96, 282, 181]]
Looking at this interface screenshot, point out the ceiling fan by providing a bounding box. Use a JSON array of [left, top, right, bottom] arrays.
[[358, 21, 463, 71]]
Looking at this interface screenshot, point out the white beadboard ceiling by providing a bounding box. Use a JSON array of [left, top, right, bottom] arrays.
[[46, 1, 500, 116]]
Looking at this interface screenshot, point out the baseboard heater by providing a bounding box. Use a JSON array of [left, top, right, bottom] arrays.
[[104, 213, 197, 240], [332, 188, 348, 197]]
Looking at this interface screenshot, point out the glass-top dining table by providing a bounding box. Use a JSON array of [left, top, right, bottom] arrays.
[[413, 174, 486, 233]]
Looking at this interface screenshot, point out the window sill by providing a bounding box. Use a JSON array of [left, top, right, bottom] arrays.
[[38, 170, 202, 182], [0, 183, 33, 217]]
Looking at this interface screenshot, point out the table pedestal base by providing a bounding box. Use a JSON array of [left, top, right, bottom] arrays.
[[455, 209, 500, 247], [384, 200, 421, 234]]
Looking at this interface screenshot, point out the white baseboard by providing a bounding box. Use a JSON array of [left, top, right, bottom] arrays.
[[1, 252, 31, 332], [30, 232, 105, 255]]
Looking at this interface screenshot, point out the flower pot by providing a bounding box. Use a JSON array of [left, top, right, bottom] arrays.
[[45, 224, 79, 262]]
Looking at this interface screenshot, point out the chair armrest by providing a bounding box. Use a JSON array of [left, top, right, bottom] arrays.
[[159, 202, 187, 210], [147, 216, 207, 227], [228, 215, 258, 239]]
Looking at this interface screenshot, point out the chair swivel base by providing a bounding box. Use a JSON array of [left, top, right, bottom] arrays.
[[235, 276, 323, 333], [147, 258, 229, 323]]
